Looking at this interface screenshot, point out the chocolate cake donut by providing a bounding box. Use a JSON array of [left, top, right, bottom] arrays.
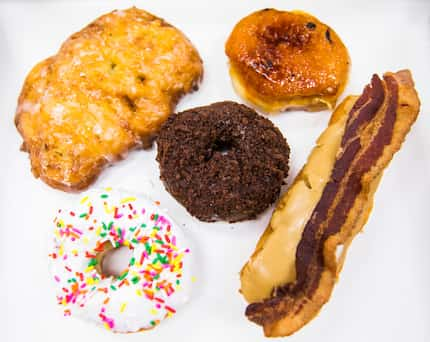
[[156, 101, 290, 222]]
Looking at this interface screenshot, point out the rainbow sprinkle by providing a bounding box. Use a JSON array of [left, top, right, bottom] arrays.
[[50, 190, 191, 331]]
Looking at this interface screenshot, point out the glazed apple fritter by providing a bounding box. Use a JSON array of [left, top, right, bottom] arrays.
[[15, 7, 203, 191]]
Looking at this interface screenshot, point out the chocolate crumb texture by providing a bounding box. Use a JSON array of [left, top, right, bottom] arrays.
[[156, 101, 290, 223]]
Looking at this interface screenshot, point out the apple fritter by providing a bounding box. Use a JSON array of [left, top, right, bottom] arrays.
[[15, 7, 203, 191]]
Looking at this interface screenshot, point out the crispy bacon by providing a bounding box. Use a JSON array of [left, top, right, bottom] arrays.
[[244, 70, 420, 336]]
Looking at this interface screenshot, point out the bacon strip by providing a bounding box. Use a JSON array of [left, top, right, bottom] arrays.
[[244, 70, 420, 336]]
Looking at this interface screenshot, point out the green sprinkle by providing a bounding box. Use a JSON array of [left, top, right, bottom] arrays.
[[153, 274, 160, 280], [91, 286, 97, 291], [110, 285, 117, 291], [100, 232, 107, 238], [155, 239, 164, 245], [176, 279, 180, 285], [145, 242, 151, 254], [108, 221, 113, 230], [131, 238, 138, 244], [115, 241, 120, 248], [88, 258, 98, 267], [67, 278, 77, 283], [153, 226, 161, 231], [131, 276, 140, 284], [154, 214, 159, 221], [150, 320, 156, 326], [102, 222, 107, 230], [118, 270, 129, 281], [101, 194, 108, 199], [79, 213, 87, 218], [129, 257, 136, 266], [129, 226, 137, 232], [140, 223, 147, 228]]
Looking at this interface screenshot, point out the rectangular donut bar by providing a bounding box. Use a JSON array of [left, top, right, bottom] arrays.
[[242, 70, 420, 337]]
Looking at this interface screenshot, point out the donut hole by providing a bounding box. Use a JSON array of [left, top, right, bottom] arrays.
[[205, 138, 234, 160], [213, 138, 234, 155], [98, 245, 133, 278]]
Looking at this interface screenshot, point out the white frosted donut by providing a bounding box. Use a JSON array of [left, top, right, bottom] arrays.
[[49, 188, 194, 332]]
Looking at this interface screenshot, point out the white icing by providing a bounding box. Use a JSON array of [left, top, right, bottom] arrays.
[[50, 189, 193, 332]]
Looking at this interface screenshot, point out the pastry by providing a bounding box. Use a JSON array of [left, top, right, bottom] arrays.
[[240, 70, 420, 336], [49, 188, 193, 332], [225, 9, 350, 112], [156, 101, 290, 222], [15, 7, 203, 191]]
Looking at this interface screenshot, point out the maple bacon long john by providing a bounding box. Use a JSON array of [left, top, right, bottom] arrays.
[[240, 70, 420, 337]]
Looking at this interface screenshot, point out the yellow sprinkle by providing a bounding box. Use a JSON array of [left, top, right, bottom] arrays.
[[150, 308, 158, 315], [80, 196, 89, 204], [54, 230, 60, 238], [103, 203, 115, 214], [103, 322, 111, 330], [120, 303, 127, 313], [58, 244, 64, 257], [96, 226, 101, 236], [123, 240, 130, 247], [105, 187, 112, 192], [120, 197, 136, 204], [71, 249, 78, 256], [136, 289, 142, 297], [191, 276, 197, 283], [84, 266, 94, 273], [174, 253, 184, 264], [62, 298, 67, 305], [83, 237, 89, 245]]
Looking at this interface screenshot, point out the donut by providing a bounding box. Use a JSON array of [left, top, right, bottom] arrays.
[[156, 101, 290, 222], [225, 9, 350, 113], [15, 7, 203, 191], [49, 188, 193, 332]]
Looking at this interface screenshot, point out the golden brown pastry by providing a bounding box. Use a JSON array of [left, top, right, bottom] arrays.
[[15, 7, 203, 191], [240, 70, 420, 336], [225, 9, 350, 112]]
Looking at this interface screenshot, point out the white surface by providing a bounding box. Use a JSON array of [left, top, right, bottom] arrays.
[[1, 0, 429, 341]]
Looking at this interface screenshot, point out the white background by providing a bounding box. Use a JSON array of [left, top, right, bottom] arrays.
[[1, 0, 429, 341]]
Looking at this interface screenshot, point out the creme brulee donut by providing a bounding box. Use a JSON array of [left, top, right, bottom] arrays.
[[225, 9, 350, 112], [49, 188, 193, 332], [156, 101, 290, 222]]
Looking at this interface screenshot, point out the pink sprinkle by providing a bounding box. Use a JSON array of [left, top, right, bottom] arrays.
[[172, 236, 176, 246], [72, 227, 83, 235], [54, 275, 61, 282], [141, 208, 146, 214]]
